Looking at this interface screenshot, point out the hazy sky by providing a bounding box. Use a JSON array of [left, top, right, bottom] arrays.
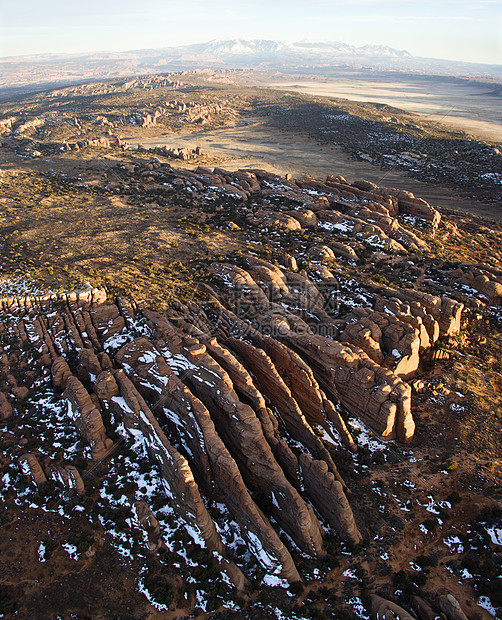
[[1, 0, 501, 64]]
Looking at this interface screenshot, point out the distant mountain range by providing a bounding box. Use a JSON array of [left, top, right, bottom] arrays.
[[179, 39, 412, 60], [1, 38, 501, 92]]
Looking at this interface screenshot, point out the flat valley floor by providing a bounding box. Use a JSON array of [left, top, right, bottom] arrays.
[[265, 75, 502, 142]]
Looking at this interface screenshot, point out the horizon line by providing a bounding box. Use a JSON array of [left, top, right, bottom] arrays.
[[1, 38, 501, 69]]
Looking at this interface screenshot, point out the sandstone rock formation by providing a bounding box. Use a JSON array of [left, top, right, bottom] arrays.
[[438, 594, 469, 620], [196, 333, 304, 482], [226, 336, 341, 474], [370, 594, 415, 620], [116, 319, 325, 563], [45, 462, 85, 495], [2, 86, 500, 617], [106, 367, 278, 585], [205, 261, 417, 442], [133, 500, 162, 551], [299, 453, 362, 544], [0, 210, 474, 597], [341, 308, 421, 378], [0, 391, 12, 419], [411, 595, 438, 620], [63, 375, 113, 460], [19, 453, 47, 485], [280, 330, 415, 442]]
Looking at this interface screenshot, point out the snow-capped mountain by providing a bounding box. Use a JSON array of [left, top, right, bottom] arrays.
[[191, 39, 291, 55], [180, 38, 411, 61]]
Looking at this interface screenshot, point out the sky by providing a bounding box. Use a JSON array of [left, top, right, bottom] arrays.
[[0, 0, 501, 65]]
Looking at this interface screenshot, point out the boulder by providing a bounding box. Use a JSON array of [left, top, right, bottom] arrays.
[[19, 453, 47, 485], [51, 357, 73, 391], [370, 594, 415, 619], [90, 304, 125, 342], [438, 595, 468, 620], [77, 348, 103, 384], [286, 209, 318, 228], [0, 391, 12, 419], [328, 241, 359, 261], [133, 501, 162, 551], [93, 370, 120, 401]]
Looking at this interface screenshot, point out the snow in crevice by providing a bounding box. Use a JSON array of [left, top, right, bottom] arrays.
[[478, 596, 498, 617]]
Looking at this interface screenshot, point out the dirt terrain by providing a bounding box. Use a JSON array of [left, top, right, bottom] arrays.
[[126, 117, 501, 219]]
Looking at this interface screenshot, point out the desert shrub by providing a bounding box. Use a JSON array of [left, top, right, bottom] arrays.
[[393, 570, 418, 600], [143, 572, 176, 607], [0, 585, 17, 615], [415, 554, 438, 569], [422, 518, 437, 532], [447, 491, 462, 504]]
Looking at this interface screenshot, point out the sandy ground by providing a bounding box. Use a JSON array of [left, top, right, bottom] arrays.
[[265, 78, 502, 143], [126, 119, 501, 220]]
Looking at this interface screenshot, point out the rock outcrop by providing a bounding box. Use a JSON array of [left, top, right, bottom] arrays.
[[19, 453, 47, 485], [110, 365, 296, 584], [118, 320, 325, 562], [278, 330, 415, 442], [299, 454, 362, 545], [438, 594, 469, 620], [370, 594, 415, 620], [341, 308, 421, 378], [104, 370, 226, 552], [0, 391, 12, 419], [1, 119, 497, 617], [63, 375, 113, 460], [226, 336, 341, 474], [45, 462, 85, 495]]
